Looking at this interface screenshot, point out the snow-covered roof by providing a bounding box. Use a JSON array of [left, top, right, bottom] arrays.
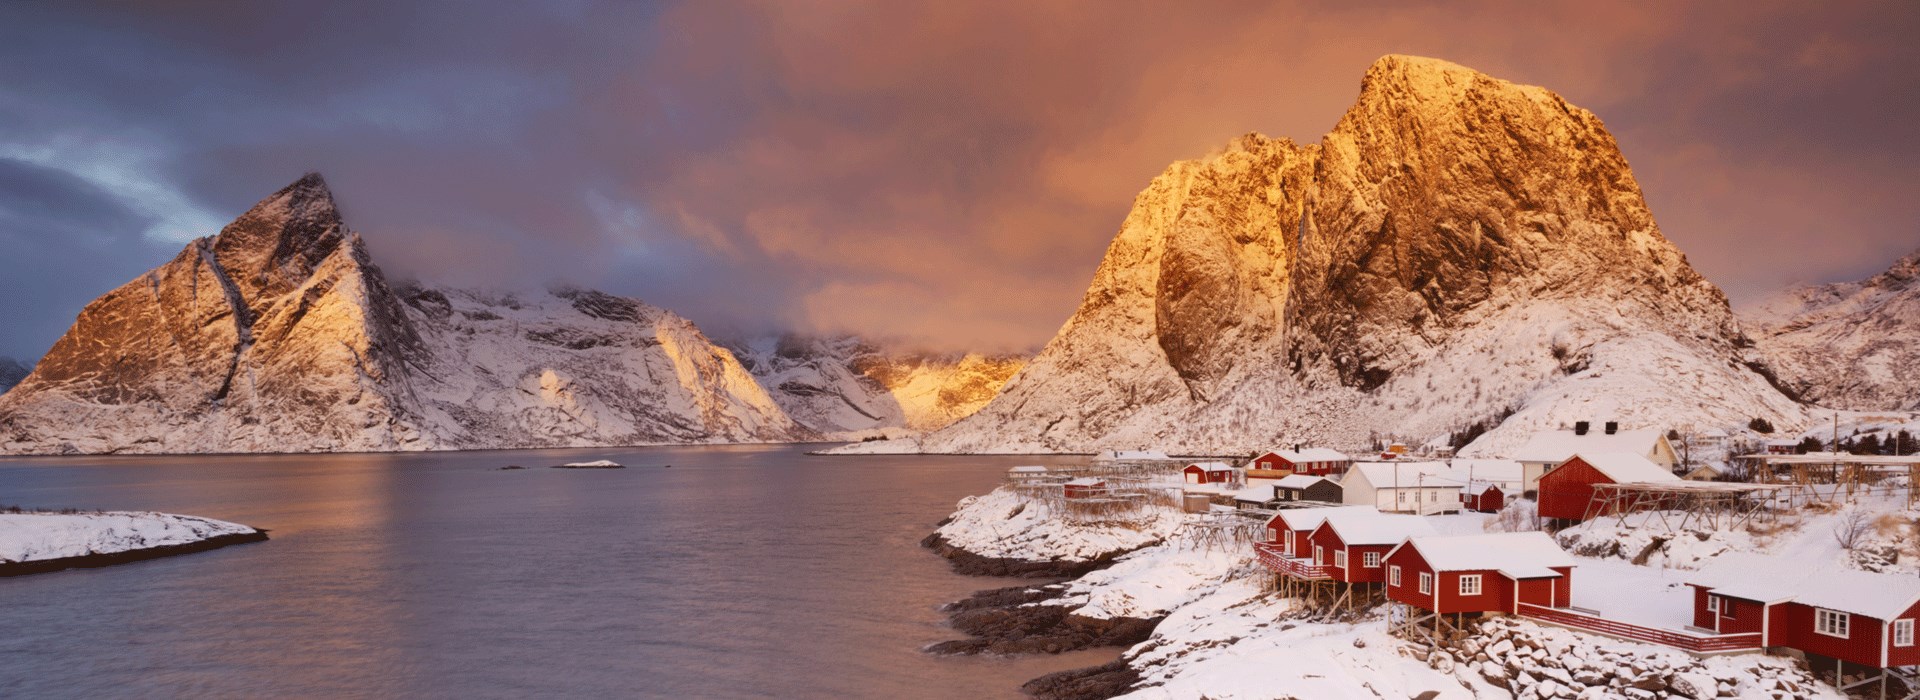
[[1273, 474, 1329, 490], [1187, 461, 1235, 472], [1269, 505, 1377, 533], [1065, 477, 1105, 486], [1321, 511, 1437, 546], [1388, 532, 1575, 577], [1345, 461, 1464, 490], [1513, 428, 1666, 463], [1569, 452, 1680, 484], [1263, 447, 1350, 463], [1689, 552, 1920, 619], [1009, 465, 1048, 473], [1447, 459, 1524, 484], [1459, 479, 1505, 495], [1763, 439, 1800, 448]]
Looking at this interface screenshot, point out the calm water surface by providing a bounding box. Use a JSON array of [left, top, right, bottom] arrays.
[[0, 445, 1111, 698]]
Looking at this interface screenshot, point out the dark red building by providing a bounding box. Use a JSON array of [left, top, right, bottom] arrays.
[[1460, 481, 1506, 513], [1248, 448, 1352, 477], [1537, 452, 1680, 522], [1307, 512, 1437, 584], [1183, 462, 1236, 484], [1383, 532, 1575, 615], [1689, 553, 1920, 670]]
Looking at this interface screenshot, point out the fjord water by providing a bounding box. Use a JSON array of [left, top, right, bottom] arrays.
[[0, 445, 1110, 698]]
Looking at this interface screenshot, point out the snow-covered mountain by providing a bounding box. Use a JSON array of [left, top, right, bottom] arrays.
[[851, 55, 1806, 456], [727, 334, 1024, 437], [1742, 249, 1920, 412], [0, 174, 801, 454], [0, 357, 28, 396]]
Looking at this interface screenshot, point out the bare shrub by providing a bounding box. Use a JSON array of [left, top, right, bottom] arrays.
[[1834, 509, 1873, 550]]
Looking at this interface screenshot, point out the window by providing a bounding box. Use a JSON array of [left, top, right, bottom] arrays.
[[1898, 619, 1914, 647], [1389, 566, 1402, 587], [1706, 595, 1719, 613], [1815, 609, 1850, 638], [1459, 575, 1482, 596], [1315, 546, 1325, 566], [1335, 550, 1348, 568], [1398, 491, 1407, 503], [1429, 492, 1438, 502], [1267, 527, 1278, 543], [1418, 572, 1432, 595], [1363, 552, 1381, 568]]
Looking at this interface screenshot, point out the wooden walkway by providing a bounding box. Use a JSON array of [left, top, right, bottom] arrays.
[[1515, 603, 1763, 653], [1253, 543, 1332, 580]]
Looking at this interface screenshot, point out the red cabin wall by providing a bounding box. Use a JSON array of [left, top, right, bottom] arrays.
[[1888, 600, 1920, 667], [1777, 602, 1886, 667], [1538, 457, 1615, 521], [1383, 548, 1438, 612], [1308, 525, 1342, 571]]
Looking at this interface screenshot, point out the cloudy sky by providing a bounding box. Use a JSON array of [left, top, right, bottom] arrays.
[[1, 1, 1915, 361]]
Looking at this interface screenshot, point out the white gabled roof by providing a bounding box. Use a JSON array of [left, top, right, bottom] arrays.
[[1231, 484, 1278, 502], [1274, 474, 1329, 490], [1569, 452, 1680, 484], [1270, 505, 1377, 532], [1322, 511, 1437, 546], [1389, 532, 1575, 577], [1448, 459, 1524, 484], [1459, 479, 1505, 495], [1346, 461, 1465, 490], [1064, 477, 1104, 486], [1187, 461, 1235, 472], [1514, 428, 1666, 463], [1690, 552, 1920, 620]]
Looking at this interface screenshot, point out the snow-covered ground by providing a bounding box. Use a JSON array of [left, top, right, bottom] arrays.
[[933, 486, 1185, 563], [0, 511, 261, 565]]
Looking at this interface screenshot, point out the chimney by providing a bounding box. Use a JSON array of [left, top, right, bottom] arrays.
[[1604, 421, 1618, 435], [1574, 421, 1590, 436]]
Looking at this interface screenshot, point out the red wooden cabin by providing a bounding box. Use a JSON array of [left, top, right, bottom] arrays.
[[1537, 452, 1680, 522], [1689, 553, 1920, 669], [1460, 481, 1506, 513], [1249, 448, 1352, 477], [1308, 512, 1437, 584], [1062, 477, 1106, 499], [1183, 462, 1236, 484], [1383, 532, 1575, 615], [1262, 506, 1377, 559]]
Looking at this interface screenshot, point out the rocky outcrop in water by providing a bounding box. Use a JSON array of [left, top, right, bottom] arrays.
[[0, 174, 802, 454], [893, 55, 1804, 456]]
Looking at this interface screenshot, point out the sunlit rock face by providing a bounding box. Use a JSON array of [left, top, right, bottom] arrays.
[[1744, 249, 1920, 411], [912, 55, 1805, 455], [0, 174, 802, 454], [727, 333, 1025, 436]]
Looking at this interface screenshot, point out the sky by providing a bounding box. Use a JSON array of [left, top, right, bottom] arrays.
[[0, 1, 1916, 361]]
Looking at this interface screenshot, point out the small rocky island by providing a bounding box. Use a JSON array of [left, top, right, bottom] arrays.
[[0, 510, 267, 576]]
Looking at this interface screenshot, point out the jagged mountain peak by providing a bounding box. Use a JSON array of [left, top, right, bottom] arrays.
[[209, 172, 349, 301], [1744, 247, 1920, 411]]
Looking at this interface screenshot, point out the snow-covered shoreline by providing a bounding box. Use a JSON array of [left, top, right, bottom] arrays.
[[0, 511, 267, 576]]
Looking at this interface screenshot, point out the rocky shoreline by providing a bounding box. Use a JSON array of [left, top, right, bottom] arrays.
[[0, 529, 268, 577], [919, 530, 1137, 579]]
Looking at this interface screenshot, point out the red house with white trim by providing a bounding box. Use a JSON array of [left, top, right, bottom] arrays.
[[1383, 532, 1576, 615], [1308, 512, 1437, 584], [1537, 452, 1680, 522], [1183, 462, 1237, 485], [1261, 506, 1378, 560], [1062, 477, 1106, 499], [1248, 448, 1352, 477], [1689, 553, 1920, 670]]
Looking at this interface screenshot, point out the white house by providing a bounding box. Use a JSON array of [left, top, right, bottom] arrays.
[[1340, 461, 1471, 515], [1512, 424, 1678, 492]]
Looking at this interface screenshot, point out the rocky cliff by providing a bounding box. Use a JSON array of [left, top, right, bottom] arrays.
[[728, 334, 1024, 437], [0, 358, 28, 395], [0, 174, 801, 454], [1743, 249, 1920, 411], [857, 55, 1805, 456]]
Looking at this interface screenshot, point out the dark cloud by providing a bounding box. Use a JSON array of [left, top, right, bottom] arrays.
[[0, 1, 1914, 361]]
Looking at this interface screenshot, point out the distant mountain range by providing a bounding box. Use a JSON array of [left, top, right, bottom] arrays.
[[2, 56, 1913, 456]]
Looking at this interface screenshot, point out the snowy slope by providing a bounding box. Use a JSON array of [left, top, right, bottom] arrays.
[[1743, 248, 1920, 411], [932, 486, 1183, 563], [0, 357, 27, 396], [0, 511, 260, 564], [0, 174, 802, 454], [728, 334, 1024, 436], [851, 55, 1804, 456]]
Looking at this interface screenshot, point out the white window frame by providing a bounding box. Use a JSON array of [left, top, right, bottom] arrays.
[[1266, 527, 1278, 543], [1418, 572, 1432, 595], [1334, 550, 1348, 568], [1363, 552, 1381, 568], [1314, 545, 1325, 566], [1815, 608, 1850, 639], [1389, 565, 1402, 587], [1459, 574, 1482, 596], [1897, 619, 1914, 647], [1706, 595, 1719, 613]]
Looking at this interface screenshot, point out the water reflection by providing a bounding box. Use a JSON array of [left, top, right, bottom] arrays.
[[0, 446, 1112, 698]]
